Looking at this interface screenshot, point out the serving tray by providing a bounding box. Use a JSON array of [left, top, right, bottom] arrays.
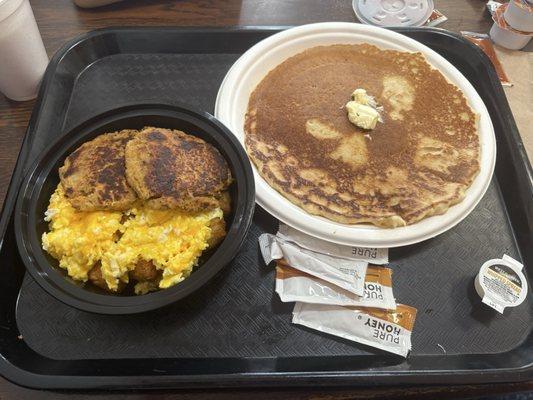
[[0, 27, 531, 389]]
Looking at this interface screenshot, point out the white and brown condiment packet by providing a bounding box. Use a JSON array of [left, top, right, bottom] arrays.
[[424, 9, 448, 27], [292, 303, 417, 357], [277, 224, 388, 264], [276, 262, 397, 310], [461, 31, 512, 86], [486, 0, 504, 16], [259, 233, 367, 296]]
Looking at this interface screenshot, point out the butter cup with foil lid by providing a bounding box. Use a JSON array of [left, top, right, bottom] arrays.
[[504, 0, 533, 32], [475, 255, 528, 314], [490, 3, 533, 50]]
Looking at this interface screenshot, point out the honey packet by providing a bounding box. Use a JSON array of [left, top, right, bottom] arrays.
[[424, 9, 448, 27], [276, 262, 396, 310], [259, 233, 367, 296], [292, 303, 417, 357], [277, 224, 388, 264], [461, 31, 512, 86]]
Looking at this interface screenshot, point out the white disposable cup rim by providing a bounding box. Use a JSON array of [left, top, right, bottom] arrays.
[[0, 0, 25, 22]]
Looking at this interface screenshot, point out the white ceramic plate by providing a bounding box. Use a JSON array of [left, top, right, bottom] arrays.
[[215, 22, 496, 248]]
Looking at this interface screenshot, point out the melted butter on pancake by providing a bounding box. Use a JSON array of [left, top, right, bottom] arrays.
[[329, 133, 368, 168], [415, 137, 460, 174], [268, 161, 289, 182], [381, 76, 415, 121], [298, 168, 327, 183], [276, 144, 288, 154], [459, 112, 470, 121], [306, 119, 343, 139]]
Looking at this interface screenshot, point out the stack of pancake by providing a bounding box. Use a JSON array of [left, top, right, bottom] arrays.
[[245, 44, 480, 228]]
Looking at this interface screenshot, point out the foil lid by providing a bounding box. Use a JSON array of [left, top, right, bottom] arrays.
[[353, 0, 435, 27], [474, 255, 528, 314]]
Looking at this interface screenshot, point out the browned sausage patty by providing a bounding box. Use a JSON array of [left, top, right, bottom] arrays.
[[59, 130, 138, 211], [125, 127, 232, 211]]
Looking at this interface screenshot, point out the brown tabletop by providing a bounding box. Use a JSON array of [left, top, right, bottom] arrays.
[[0, 0, 531, 398]]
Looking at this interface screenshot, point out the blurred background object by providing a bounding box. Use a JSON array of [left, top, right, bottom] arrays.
[[488, 1, 532, 49], [352, 0, 437, 27], [74, 0, 125, 7], [0, 0, 48, 101]]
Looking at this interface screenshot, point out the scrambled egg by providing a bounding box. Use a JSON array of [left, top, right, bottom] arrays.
[[42, 185, 222, 292]]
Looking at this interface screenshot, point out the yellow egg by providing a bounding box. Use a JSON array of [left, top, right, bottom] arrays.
[[42, 185, 222, 292]]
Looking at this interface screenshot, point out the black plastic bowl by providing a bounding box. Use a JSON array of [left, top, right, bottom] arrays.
[[14, 103, 255, 315]]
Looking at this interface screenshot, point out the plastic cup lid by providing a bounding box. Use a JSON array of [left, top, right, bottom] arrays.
[[353, 0, 435, 27]]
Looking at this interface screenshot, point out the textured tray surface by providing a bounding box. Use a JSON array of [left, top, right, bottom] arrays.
[[16, 52, 531, 360]]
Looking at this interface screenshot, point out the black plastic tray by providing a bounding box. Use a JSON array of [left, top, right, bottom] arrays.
[[0, 27, 532, 389]]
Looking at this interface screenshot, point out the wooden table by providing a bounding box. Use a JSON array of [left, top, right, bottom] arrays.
[[0, 0, 530, 398]]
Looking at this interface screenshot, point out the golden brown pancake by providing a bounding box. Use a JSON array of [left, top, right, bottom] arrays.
[[59, 130, 138, 211], [125, 127, 232, 211], [245, 44, 480, 227]]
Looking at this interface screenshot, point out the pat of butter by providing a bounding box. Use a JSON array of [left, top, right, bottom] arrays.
[[345, 88, 381, 130], [352, 88, 372, 105], [346, 101, 380, 130]]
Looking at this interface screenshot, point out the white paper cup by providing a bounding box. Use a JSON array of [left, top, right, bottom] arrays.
[[490, 20, 532, 50], [504, 0, 533, 32], [0, 0, 49, 101]]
